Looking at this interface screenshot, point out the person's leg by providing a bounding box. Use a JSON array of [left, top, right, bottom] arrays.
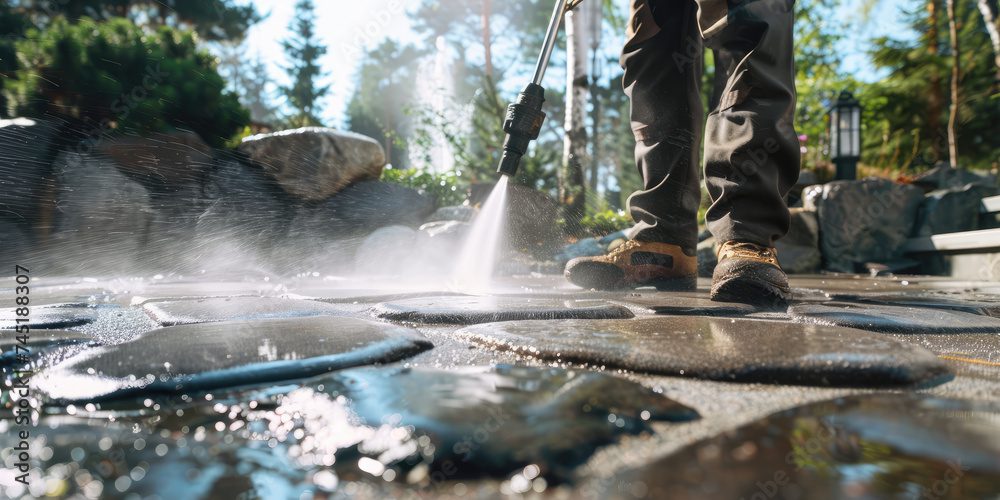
[[563, 0, 702, 291], [623, 0, 704, 255], [702, 0, 800, 247], [699, 0, 800, 305]]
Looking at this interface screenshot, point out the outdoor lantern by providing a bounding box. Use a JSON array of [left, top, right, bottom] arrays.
[[827, 90, 862, 180]]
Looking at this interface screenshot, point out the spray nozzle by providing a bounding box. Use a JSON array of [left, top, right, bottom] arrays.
[[496, 83, 546, 177]]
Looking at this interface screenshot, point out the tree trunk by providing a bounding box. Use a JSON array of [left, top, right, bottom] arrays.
[[927, 0, 945, 162], [481, 0, 493, 78], [946, 0, 961, 168], [977, 0, 1000, 88], [562, 9, 589, 232]]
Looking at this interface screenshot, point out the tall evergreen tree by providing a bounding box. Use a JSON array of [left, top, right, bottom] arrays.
[[280, 0, 329, 128]]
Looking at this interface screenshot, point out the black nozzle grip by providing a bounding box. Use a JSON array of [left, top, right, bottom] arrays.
[[497, 83, 546, 177]]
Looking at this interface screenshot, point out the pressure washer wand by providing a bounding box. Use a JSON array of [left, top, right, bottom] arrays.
[[496, 0, 580, 177]]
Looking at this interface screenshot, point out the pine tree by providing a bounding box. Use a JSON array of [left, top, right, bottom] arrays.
[[281, 0, 329, 128]]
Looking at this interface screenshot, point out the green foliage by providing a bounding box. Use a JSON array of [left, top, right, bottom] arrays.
[[381, 167, 465, 207], [6, 16, 248, 147], [12, 0, 260, 41], [0, 4, 30, 116], [579, 208, 633, 237], [281, 0, 328, 128], [862, 0, 999, 170]]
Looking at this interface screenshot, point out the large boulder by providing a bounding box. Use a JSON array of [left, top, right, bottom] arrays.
[[292, 180, 435, 236], [806, 178, 924, 273], [426, 205, 476, 223], [911, 164, 996, 192], [47, 152, 153, 272], [0, 117, 66, 229], [469, 183, 562, 258], [238, 127, 386, 202], [99, 130, 213, 194], [774, 208, 821, 274], [914, 183, 1000, 236], [353, 225, 419, 276]]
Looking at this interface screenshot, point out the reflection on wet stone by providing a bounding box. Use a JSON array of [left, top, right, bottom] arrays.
[[372, 296, 634, 324], [0, 303, 95, 330], [607, 395, 1000, 500], [457, 317, 951, 386], [612, 294, 760, 316], [0, 329, 93, 367], [790, 302, 1000, 333], [35, 317, 432, 401], [830, 293, 1000, 318], [141, 296, 349, 326]]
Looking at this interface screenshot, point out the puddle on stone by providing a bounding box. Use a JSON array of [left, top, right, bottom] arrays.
[[140, 365, 696, 484], [456, 317, 951, 386], [299, 290, 469, 304], [0, 421, 316, 499], [605, 394, 1000, 500], [11, 366, 697, 497], [0, 329, 93, 367], [141, 296, 349, 326], [789, 302, 1000, 334], [35, 317, 432, 401], [372, 296, 634, 324], [0, 303, 96, 330]]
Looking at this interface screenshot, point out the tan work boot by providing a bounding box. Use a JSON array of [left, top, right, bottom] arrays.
[[710, 241, 792, 308], [564, 240, 697, 291]]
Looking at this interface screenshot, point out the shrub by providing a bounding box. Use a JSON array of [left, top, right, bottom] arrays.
[[579, 209, 633, 237], [381, 167, 465, 207], [6, 17, 248, 147]]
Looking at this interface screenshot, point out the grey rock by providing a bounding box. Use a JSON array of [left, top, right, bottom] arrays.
[[789, 301, 1000, 333], [418, 220, 470, 241], [141, 297, 349, 326], [47, 152, 153, 271], [0, 117, 65, 226], [912, 164, 996, 191], [290, 181, 435, 239], [696, 236, 718, 277], [0, 303, 96, 330], [607, 395, 1000, 500], [828, 293, 1000, 318], [775, 208, 821, 274], [555, 237, 605, 264], [426, 205, 476, 223], [238, 127, 386, 202], [456, 316, 951, 386], [915, 183, 1000, 236], [809, 178, 924, 272], [372, 296, 635, 324], [98, 130, 213, 193], [36, 316, 432, 401]]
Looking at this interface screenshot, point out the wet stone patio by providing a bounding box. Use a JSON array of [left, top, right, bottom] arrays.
[[2, 274, 1000, 499]]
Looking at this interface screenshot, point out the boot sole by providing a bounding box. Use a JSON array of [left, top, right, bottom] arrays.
[[710, 277, 791, 310], [566, 261, 696, 291]]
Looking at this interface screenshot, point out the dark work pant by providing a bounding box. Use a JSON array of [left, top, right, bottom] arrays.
[[622, 0, 800, 254]]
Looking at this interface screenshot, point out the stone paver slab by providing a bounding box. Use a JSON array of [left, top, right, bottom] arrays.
[[142, 296, 348, 326], [456, 317, 950, 386], [372, 296, 634, 324], [789, 301, 1000, 333], [36, 316, 432, 401], [605, 395, 1000, 499]]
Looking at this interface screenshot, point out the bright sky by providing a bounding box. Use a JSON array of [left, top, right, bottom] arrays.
[[237, 0, 912, 127]]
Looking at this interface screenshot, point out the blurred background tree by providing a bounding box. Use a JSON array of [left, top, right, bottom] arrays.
[[280, 0, 328, 128]]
